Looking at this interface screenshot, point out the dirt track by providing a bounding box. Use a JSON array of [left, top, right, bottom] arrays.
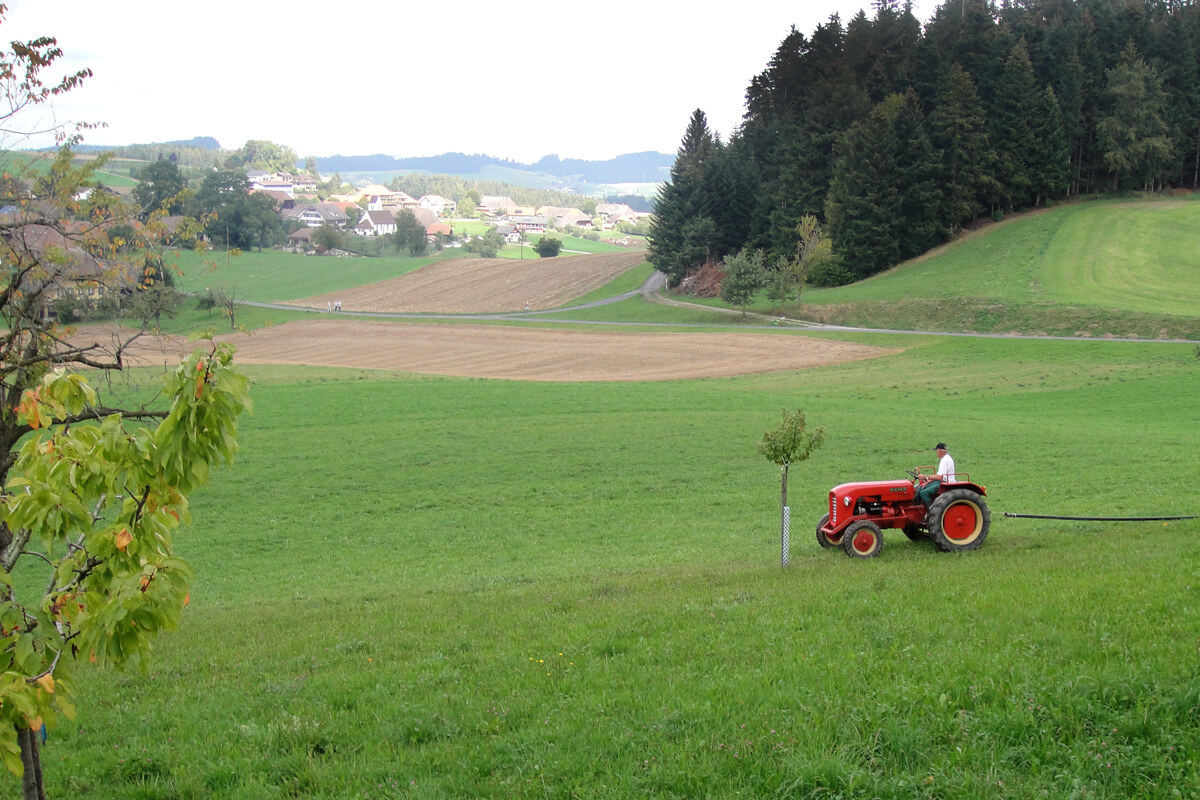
[[288, 252, 648, 313], [197, 321, 894, 381]]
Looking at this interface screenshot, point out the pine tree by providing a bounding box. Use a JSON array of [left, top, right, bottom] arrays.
[[1028, 86, 1072, 205], [1097, 40, 1174, 190], [929, 62, 996, 230], [890, 91, 946, 260], [990, 40, 1042, 210], [826, 107, 902, 280], [648, 109, 720, 285]]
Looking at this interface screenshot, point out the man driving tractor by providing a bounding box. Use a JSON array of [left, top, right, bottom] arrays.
[[917, 442, 955, 507]]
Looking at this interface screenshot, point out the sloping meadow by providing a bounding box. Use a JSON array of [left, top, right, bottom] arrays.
[[47, 335, 1200, 799], [803, 198, 1200, 339]]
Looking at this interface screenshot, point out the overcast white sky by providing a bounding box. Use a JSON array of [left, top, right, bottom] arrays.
[[6, 0, 941, 163]]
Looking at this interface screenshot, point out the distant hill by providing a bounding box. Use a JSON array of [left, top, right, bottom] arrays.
[[315, 151, 673, 187], [72, 136, 222, 154]]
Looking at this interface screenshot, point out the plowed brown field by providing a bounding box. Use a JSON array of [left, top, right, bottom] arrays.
[[102, 321, 894, 382], [287, 251, 648, 313]]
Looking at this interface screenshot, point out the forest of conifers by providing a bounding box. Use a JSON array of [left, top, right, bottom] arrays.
[[649, 0, 1200, 286]]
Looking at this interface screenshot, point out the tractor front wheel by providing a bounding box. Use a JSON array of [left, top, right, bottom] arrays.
[[928, 489, 991, 552], [843, 520, 884, 558], [815, 513, 842, 548]]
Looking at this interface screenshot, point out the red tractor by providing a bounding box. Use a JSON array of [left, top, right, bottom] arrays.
[[816, 468, 990, 558]]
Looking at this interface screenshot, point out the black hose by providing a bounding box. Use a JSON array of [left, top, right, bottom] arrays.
[[1003, 513, 1199, 521]]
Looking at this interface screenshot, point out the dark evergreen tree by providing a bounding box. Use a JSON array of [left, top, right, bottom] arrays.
[[704, 136, 759, 259], [1097, 40, 1174, 190], [826, 106, 902, 279], [648, 109, 721, 285], [929, 62, 997, 230], [990, 40, 1043, 209], [658, 0, 1200, 288], [916, 0, 1009, 106], [1149, 10, 1200, 187], [1028, 86, 1072, 204]]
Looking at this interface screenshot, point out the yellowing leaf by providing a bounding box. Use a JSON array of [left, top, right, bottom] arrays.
[[114, 529, 133, 552], [35, 674, 54, 694]]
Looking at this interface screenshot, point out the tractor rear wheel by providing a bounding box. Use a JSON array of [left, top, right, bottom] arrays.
[[815, 513, 842, 548], [842, 520, 884, 558], [928, 489, 990, 552]]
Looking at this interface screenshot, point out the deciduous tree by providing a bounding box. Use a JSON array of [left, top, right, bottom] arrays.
[[224, 139, 298, 173], [758, 409, 825, 565], [720, 247, 765, 314], [392, 209, 428, 257], [131, 159, 187, 215], [0, 11, 250, 797]]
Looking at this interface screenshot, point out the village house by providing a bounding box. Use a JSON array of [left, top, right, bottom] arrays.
[[494, 223, 521, 244], [355, 209, 397, 236], [356, 184, 419, 213], [284, 203, 350, 228], [419, 194, 456, 216], [506, 215, 548, 234], [292, 174, 318, 194], [478, 195, 517, 216], [286, 227, 314, 248], [248, 171, 296, 198], [536, 205, 591, 228], [5, 220, 131, 321], [594, 202, 649, 229]]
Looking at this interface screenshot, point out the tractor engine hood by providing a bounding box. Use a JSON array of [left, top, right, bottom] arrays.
[[831, 480, 916, 502]]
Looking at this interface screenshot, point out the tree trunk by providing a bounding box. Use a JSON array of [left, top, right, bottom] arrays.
[[17, 726, 45, 800], [1193, 120, 1199, 189], [780, 464, 789, 511]]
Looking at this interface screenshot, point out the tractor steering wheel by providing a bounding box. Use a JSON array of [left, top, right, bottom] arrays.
[[906, 468, 921, 482]]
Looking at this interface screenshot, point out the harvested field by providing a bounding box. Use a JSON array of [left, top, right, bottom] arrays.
[[169, 320, 895, 382], [287, 251, 647, 314]]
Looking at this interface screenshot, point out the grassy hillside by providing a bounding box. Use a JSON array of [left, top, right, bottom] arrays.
[[775, 197, 1200, 339], [170, 248, 440, 302], [0, 150, 140, 189], [43, 334, 1200, 799]]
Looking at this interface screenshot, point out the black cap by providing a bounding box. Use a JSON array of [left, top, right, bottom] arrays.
[[934, 442, 947, 450]]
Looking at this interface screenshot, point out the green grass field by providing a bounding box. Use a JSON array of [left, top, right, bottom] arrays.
[[776, 197, 1200, 338], [39, 331, 1200, 799], [170, 248, 437, 302], [17, 196, 1200, 798]]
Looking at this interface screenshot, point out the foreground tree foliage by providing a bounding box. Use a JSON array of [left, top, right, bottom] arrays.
[[0, 346, 250, 792], [0, 9, 251, 796], [652, 0, 1200, 285]]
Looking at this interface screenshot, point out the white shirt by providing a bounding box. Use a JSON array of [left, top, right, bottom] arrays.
[[937, 453, 956, 481]]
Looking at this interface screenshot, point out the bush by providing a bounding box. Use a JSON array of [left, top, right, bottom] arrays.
[[196, 292, 217, 312], [534, 237, 562, 258], [807, 255, 855, 287]]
